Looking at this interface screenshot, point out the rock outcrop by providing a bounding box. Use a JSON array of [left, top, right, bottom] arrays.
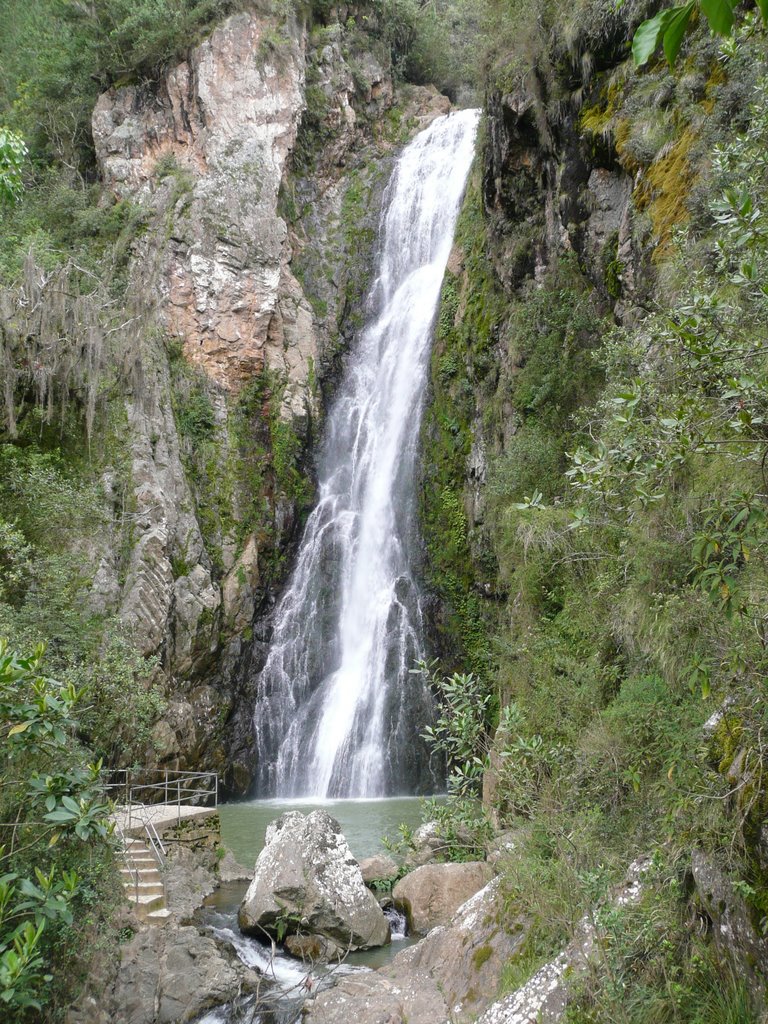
[[691, 849, 768, 1003], [305, 878, 523, 1023], [238, 811, 390, 952], [67, 924, 260, 1024], [82, 5, 457, 790], [93, 10, 313, 401], [393, 861, 494, 935], [87, 7, 320, 784], [475, 858, 650, 1024]]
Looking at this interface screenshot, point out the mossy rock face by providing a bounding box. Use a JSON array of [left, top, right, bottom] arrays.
[[691, 849, 768, 1001], [635, 127, 698, 258]]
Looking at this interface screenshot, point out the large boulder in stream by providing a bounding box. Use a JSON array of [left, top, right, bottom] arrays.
[[393, 861, 494, 934], [238, 810, 390, 952]]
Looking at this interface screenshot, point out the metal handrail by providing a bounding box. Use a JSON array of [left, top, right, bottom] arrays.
[[114, 820, 140, 902], [103, 768, 218, 810], [144, 818, 166, 867]]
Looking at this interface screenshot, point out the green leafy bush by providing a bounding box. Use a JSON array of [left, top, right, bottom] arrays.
[[0, 642, 114, 1019]]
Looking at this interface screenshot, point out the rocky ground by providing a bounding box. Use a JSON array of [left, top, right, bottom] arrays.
[[67, 805, 768, 1024]]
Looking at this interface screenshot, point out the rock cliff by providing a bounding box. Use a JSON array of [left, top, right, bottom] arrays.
[[76, 4, 453, 790], [93, 9, 312, 399]]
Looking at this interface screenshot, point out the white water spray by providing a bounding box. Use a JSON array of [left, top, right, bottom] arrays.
[[252, 109, 480, 797]]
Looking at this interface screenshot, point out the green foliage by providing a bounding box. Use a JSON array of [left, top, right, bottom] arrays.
[[420, 180, 505, 673], [0, 642, 114, 1019], [0, 444, 106, 663], [417, 660, 495, 798], [0, 126, 26, 204], [633, 0, 768, 68], [0, 164, 147, 283], [417, 20, 768, 1021], [73, 631, 165, 767], [169, 346, 313, 579], [171, 369, 217, 444], [563, 859, 760, 1024], [0, 439, 162, 773]]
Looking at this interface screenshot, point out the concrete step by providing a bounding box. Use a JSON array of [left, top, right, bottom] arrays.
[[119, 837, 168, 925], [127, 892, 166, 911], [123, 881, 165, 895], [146, 908, 171, 926], [119, 868, 162, 883]]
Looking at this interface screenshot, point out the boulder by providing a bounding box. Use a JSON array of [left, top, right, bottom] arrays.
[[404, 821, 449, 868], [305, 877, 525, 1024], [67, 925, 260, 1024], [359, 853, 399, 885], [217, 849, 253, 883], [284, 933, 344, 963], [238, 810, 390, 951], [393, 861, 494, 935]]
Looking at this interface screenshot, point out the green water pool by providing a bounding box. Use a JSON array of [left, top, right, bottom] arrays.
[[218, 796, 429, 868]]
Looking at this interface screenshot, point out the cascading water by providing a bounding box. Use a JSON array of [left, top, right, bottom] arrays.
[[252, 109, 480, 799]]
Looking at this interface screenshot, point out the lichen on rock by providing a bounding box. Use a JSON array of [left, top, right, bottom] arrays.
[[238, 810, 391, 953]]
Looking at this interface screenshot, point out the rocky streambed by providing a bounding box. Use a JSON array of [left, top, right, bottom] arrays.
[[194, 808, 504, 1024], [96, 801, 511, 1024], [68, 801, 684, 1024]]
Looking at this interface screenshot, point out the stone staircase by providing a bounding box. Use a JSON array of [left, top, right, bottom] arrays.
[[120, 836, 171, 925]]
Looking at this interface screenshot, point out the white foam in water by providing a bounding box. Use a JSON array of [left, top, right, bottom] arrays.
[[212, 927, 309, 988], [252, 109, 481, 799], [195, 1011, 229, 1024]]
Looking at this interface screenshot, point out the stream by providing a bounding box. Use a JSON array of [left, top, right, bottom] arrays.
[[193, 798, 426, 1023]]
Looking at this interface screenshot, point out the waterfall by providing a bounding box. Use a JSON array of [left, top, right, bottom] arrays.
[[252, 108, 480, 798]]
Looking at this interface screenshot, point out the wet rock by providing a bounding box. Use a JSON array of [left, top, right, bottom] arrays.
[[69, 926, 259, 1024], [164, 845, 218, 921], [305, 877, 525, 1024], [284, 933, 344, 963], [217, 849, 253, 883], [691, 848, 768, 1001], [583, 168, 633, 271], [359, 853, 399, 885], [238, 811, 390, 951], [393, 861, 494, 935]]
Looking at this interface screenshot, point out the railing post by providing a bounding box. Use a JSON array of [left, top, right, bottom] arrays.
[[164, 769, 168, 806], [177, 778, 181, 824]]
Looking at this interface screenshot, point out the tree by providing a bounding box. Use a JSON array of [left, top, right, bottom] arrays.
[[0, 128, 26, 204]]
